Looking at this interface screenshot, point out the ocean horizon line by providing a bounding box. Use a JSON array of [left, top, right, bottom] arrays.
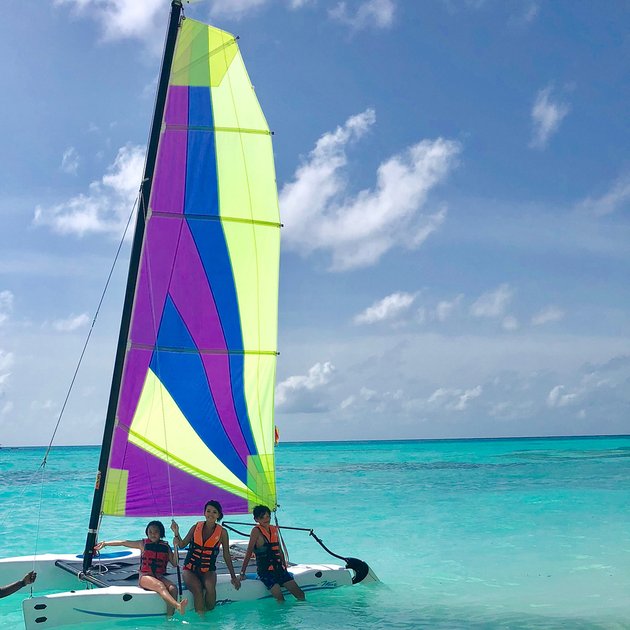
[[2, 432, 629, 450]]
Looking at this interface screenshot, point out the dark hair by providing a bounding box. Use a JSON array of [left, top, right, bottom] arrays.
[[252, 505, 271, 520], [204, 500, 224, 521], [145, 520, 165, 538]]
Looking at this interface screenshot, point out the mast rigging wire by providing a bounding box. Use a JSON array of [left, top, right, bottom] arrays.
[[40, 198, 138, 466], [25, 197, 139, 565]]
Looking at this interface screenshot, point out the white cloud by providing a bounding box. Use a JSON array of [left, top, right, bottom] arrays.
[[0, 350, 14, 391], [470, 284, 513, 318], [502, 315, 519, 331], [416, 294, 464, 325], [454, 385, 483, 410], [547, 384, 577, 408], [508, 2, 540, 26], [276, 362, 336, 408], [0, 290, 14, 326], [59, 0, 315, 28], [61, 147, 80, 175], [30, 399, 57, 411], [577, 173, 630, 217], [359, 386, 377, 400], [55, 0, 165, 44], [427, 385, 483, 411], [522, 2, 539, 23], [354, 291, 416, 325], [336, 386, 404, 417], [529, 85, 570, 149], [209, 0, 315, 19], [435, 294, 463, 322], [34, 144, 144, 237], [1, 401, 13, 416], [330, 0, 395, 30], [210, 0, 269, 19], [0, 352, 14, 372], [340, 395, 355, 409], [256, 335, 630, 440], [52, 313, 91, 332], [280, 109, 460, 270], [531, 306, 565, 326]]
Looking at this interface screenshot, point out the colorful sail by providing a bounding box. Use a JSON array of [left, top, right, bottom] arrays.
[[102, 18, 280, 517]]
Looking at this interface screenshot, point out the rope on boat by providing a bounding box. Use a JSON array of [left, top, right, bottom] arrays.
[[174, 543, 183, 597], [40, 199, 137, 466], [222, 521, 371, 584]]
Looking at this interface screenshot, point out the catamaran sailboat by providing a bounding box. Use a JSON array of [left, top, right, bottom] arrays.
[[0, 2, 375, 627]]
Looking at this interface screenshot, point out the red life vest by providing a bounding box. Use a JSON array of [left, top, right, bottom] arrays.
[[183, 522, 223, 573], [254, 525, 284, 573], [140, 539, 170, 577]]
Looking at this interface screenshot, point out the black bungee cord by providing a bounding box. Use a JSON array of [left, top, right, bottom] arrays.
[[222, 521, 370, 584]]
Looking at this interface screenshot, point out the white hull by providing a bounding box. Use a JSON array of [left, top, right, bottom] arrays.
[[1, 549, 376, 629]]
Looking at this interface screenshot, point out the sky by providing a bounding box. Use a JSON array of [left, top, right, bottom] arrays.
[[0, 0, 628, 446]]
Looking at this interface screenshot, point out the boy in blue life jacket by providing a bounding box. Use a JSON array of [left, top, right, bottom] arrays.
[[239, 505, 305, 602]]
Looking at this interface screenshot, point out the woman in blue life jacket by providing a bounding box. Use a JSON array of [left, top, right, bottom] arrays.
[[95, 520, 187, 616], [171, 500, 240, 614]]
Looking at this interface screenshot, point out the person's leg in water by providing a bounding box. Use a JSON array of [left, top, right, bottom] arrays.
[[183, 569, 205, 615], [138, 574, 188, 616], [202, 570, 218, 610], [269, 583, 285, 602], [282, 578, 305, 601], [161, 576, 183, 616]]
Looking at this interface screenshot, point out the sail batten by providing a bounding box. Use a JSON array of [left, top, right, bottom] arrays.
[[164, 125, 271, 135], [149, 211, 281, 228], [103, 17, 279, 518], [130, 344, 278, 355]]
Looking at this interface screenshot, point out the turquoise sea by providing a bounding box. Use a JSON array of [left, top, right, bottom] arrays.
[[1, 436, 629, 629]]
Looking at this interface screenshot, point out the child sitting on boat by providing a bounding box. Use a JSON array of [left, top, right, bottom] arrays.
[[170, 500, 240, 614], [239, 505, 305, 602], [94, 520, 187, 617]]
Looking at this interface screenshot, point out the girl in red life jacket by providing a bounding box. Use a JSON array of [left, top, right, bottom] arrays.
[[94, 520, 187, 617], [170, 500, 240, 614], [239, 505, 305, 602]]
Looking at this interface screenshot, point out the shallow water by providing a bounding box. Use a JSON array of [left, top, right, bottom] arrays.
[[1, 436, 629, 629]]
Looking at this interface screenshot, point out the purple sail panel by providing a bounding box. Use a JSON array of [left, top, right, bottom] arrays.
[[115, 348, 153, 434], [129, 215, 182, 348], [150, 86, 188, 216], [164, 85, 188, 126]]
